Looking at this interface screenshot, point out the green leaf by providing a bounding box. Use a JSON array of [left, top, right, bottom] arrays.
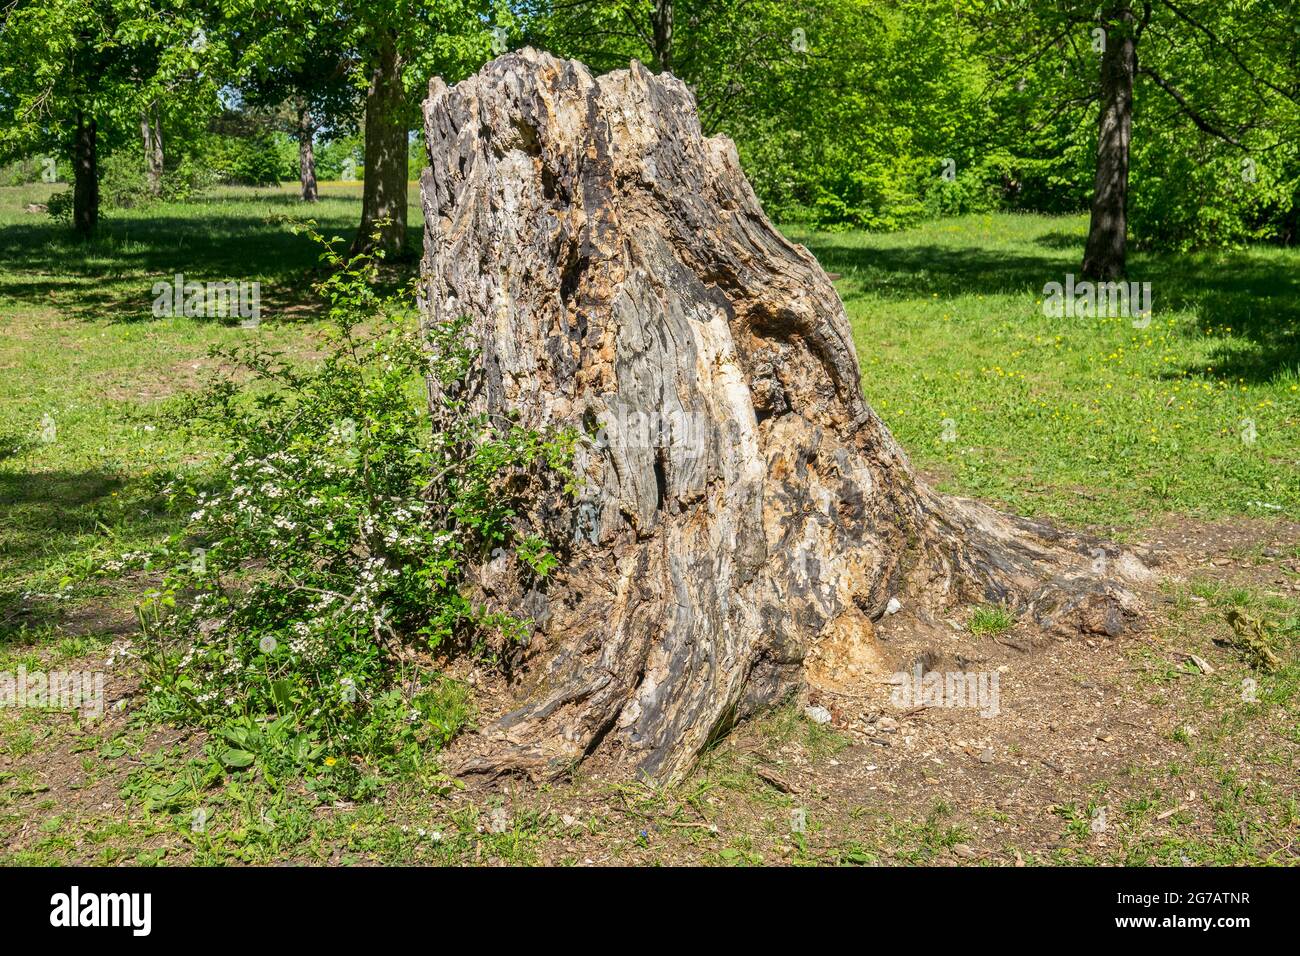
[[270, 679, 294, 710], [220, 748, 256, 769]]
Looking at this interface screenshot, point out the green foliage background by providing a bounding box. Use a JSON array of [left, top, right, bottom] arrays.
[[1, 0, 1297, 242]]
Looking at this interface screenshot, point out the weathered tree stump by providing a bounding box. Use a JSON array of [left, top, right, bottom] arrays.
[[420, 49, 1151, 784]]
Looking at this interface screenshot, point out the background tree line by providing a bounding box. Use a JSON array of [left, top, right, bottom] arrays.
[[2, 0, 1297, 274]]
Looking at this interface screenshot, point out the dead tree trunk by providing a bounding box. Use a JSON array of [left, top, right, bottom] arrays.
[[421, 50, 1151, 784]]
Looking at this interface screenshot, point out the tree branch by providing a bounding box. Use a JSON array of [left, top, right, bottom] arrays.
[[1138, 65, 1244, 147], [1154, 0, 1298, 106]]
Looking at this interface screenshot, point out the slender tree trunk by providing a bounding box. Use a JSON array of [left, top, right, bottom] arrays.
[[140, 105, 164, 198], [354, 31, 407, 256], [297, 101, 319, 203], [1082, 2, 1137, 281], [73, 110, 99, 236], [651, 0, 674, 73], [139, 112, 151, 190]]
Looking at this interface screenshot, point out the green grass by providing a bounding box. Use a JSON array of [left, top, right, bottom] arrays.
[[0, 182, 423, 632], [968, 604, 1016, 636], [1, 185, 1297, 866], [787, 214, 1300, 526]]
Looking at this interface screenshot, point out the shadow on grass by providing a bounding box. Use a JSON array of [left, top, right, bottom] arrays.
[[1031, 230, 1088, 251], [0, 466, 178, 639], [800, 234, 1300, 384], [0, 432, 33, 463], [0, 201, 422, 324], [798, 238, 1070, 301], [1140, 252, 1300, 384]]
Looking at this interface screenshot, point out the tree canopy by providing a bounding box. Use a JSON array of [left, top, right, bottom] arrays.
[[2, 0, 1296, 258]]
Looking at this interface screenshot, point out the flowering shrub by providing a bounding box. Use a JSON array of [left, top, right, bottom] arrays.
[[136, 226, 574, 786]]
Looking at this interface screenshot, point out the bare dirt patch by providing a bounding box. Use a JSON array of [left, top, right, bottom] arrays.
[[441, 515, 1299, 865]]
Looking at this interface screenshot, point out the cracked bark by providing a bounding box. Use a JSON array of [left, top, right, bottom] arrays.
[[421, 49, 1152, 784]]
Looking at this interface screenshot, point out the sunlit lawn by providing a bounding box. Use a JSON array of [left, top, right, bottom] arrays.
[[2, 186, 1297, 643], [1, 183, 1297, 868], [788, 214, 1300, 528]]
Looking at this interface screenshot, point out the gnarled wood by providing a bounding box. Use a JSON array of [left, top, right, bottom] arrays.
[[420, 49, 1151, 784]]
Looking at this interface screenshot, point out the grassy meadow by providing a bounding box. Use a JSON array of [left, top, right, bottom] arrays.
[[790, 218, 1299, 528], [0, 182, 1297, 866]]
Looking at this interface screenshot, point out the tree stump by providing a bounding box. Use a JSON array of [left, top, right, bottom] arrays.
[[420, 49, 1151, 784]]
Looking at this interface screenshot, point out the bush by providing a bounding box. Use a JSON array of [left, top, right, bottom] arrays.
[[44, 188, 73, 223], [98, 151, 153, 209], [130, 225, 575, 792], [916, 151, 1016, 220], [0, 156, 57, 186], [315, 134, 365, 182], [1128, 132, 1300, 251], [808, 155, 929, 232], [197, 131, 287, 186]]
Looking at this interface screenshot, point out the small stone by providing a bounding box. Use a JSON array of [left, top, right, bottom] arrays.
[[876, 716, 899, 733], [978, 747, 994, 764], [952, 843, 977, 859], [804, 704, 832, 725], [885, 597, 902, 615]]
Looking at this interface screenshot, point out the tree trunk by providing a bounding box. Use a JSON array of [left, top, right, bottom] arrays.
[[73, 110, 99, 236], [651, 0, 674, 73], [1082, 3, 1136, 281], [354, 31, 407, 256], [141, 105, 164, 198], [297, 101, 319, 203], [422, 50, 1151, 784]]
